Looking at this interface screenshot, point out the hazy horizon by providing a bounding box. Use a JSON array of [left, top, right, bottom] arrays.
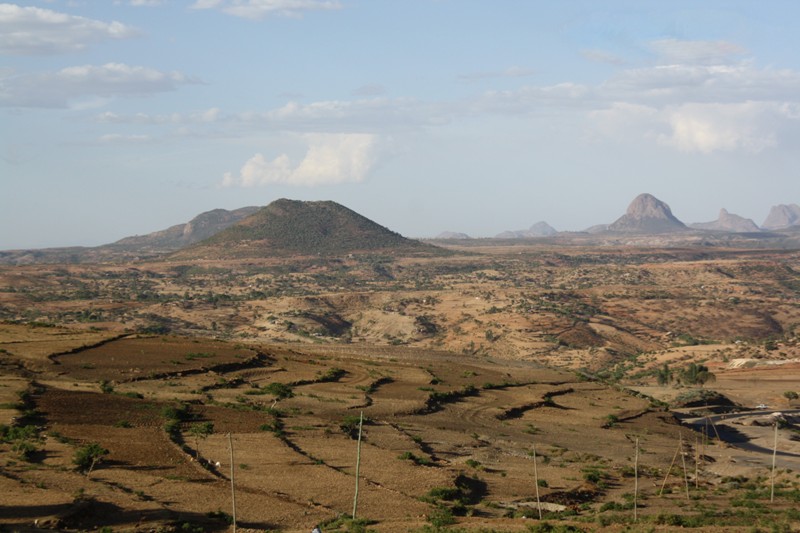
[[2, 1, 800, 249]]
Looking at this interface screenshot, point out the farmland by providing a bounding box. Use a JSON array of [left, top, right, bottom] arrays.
[[1, 243, 800, 531]]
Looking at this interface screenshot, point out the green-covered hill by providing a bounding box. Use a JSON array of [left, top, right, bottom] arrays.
[[173, 198, 441, 258]]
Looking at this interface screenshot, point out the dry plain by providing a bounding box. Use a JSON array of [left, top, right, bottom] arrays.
[[1, 243, 800, 532]]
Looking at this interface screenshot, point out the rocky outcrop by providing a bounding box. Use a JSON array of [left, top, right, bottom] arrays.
[[495, 221, 557, 238], [762, 204, 800, 230], [435, 231, 471, 239], [691, 209, 760, 233], [112, 206, 260, 251], [607, 193, 686, 233]]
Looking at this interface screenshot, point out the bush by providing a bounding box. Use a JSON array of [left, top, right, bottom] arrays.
[[264, 382, 294, 399], [340, 414, 366, 439], [428, 506, 456, 528], [161, 404, 190, 421], [318, 367, 346, 382], [0, 424, 40, 461], [73, 442, 109, 474]]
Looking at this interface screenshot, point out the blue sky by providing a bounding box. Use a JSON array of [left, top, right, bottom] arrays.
[[2, 1, 800, 249]]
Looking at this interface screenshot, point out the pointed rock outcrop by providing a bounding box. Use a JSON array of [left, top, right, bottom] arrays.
[[691, 209, 760, 233], [762, 204, 800, 230], [495, 221, 557, 238], [435, 232, 471, 239], [608, 193, 686, 233]]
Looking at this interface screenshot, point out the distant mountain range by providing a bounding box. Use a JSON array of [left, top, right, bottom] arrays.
[[3, 195, 800, 265], [461, 196, 800, 238]]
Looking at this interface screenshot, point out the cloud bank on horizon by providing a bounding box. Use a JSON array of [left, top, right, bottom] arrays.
[[1, 1, 800, 248]]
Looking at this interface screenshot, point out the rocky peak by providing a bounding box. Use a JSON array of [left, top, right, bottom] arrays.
[[690, 208, 760, 233], [608, 193, 686, 233], [762, 204, 800, 230]]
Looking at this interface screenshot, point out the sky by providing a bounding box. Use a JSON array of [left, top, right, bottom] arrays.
[[2, 1, 800, 249]]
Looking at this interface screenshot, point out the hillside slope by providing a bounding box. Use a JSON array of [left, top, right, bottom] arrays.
[[175, 198, 441, 258]]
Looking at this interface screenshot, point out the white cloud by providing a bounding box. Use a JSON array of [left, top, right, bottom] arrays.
[[191, 0, 342, 19], [601, 62, 800, 106], [0, 63, 198, 108], [0, 3, 138, 55], [581, 49, 626, 66], [459, 66, 537, 81], [659, 102, 780, 154], [352, 84, 386, 97], [95, 107, 220, 124], [222, 133, 377, 187], [475, 38, 800, 154], [476, 82, 592, 114], [649, 39, 745, 66], [98, 133, 152, 143], [590, 101, 789, 154], [236, 97, 451, 131]]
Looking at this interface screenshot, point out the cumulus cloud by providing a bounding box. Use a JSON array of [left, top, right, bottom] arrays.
[[191, 0, 342, 19], [222, 133, 377, 187], [590, 101, 789, 154], [659, 102, 780, 153], [0, 63, 197, 108], [0, 3, 138, 55], [469, 38, 800, 154]]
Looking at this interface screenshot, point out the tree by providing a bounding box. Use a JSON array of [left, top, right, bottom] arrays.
[[74, 443, 109, 474], [680, 363, 715, 386], [188, 421, 214, 459], [656, 363, 672, 386]]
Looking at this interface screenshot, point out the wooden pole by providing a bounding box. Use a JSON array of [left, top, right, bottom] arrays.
[[228, 433, 237, 533], [659, 439, 681, 497], [532, 443, 542, 520], [694, 435, 699, 489], [679, 434, 690, 500], [352, 411, 364, 520], [706, 416, 723, 444], [701, 425, 706, 470], [771, 423, 778, 503], [634, 437, 639, 523]]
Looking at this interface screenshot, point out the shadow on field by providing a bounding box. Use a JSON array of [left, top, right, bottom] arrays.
[[0, 499, 240, 531]]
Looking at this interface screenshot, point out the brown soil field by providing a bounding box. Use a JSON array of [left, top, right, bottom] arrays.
[[1, 245, 800, 531]]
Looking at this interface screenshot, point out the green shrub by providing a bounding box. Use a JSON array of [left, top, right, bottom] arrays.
[[264, 382, 294, 399], [339, 414, 366, 439], [428, 506, 456, 528], [73, 442, 109, 474]]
